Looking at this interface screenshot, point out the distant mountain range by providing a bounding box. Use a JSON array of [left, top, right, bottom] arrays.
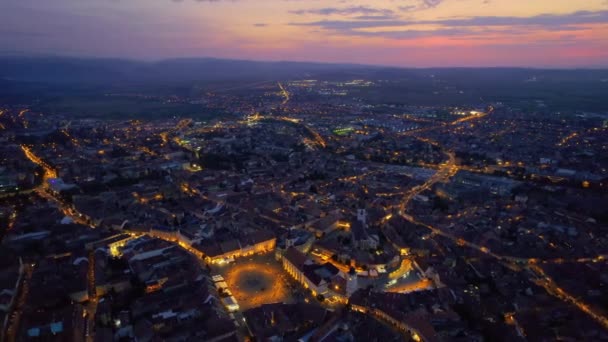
[[1, 56, 607, 113], [1, 56, 607, 86], [0, 56, 373, 85]]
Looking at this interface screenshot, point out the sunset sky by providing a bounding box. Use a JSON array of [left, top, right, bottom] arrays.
[[1, 0, 607, 67]]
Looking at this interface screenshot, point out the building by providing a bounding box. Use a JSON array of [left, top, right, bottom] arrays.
[[275, 229, 314, 260], [149, 225, 177, 242], [351, 221, 379, 250], [281, 247, 341, 297], [242, 303, 330, 340], [306, 214, 341, 237], [47, 177, 77, 194], [194, 231, 276, 264], [345, 267, 358, 297]]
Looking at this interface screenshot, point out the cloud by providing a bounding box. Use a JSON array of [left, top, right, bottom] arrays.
[[398, 5, 418, 12], [353, 15, 397, 21], [290, 19, 412, 30], [290, 6, 394, 17], [399, 0, 444, 12], [421, 0, 443, 8], [438, 10, 608, 27], [289, 10, 608, 40], [344, 27, 475, 39]]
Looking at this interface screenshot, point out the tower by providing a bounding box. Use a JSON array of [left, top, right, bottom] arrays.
[[356, 208, 367, 226], [346, 267, 358, 297]]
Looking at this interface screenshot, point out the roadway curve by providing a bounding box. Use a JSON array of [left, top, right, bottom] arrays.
[[394, 109, 608, 330]]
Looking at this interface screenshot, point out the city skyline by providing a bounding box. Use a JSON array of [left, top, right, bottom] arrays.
[[1, 0, 608, 68]]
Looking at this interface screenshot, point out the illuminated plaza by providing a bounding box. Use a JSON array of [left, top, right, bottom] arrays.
[[215, 254, 295, 311]]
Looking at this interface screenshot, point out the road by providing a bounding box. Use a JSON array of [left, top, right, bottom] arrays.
[[21, 145, 57, 183], [398, 147, 458, 215], [20, 145, 100, 339], [392, 108, 608, 330], [401, 202, 608, 330], [83, 250, 97, 342], [396, 109, 486, 235], [3, 263, 34, 342], [529, 264, 608, 329], [20, 145, 91, 227], [250, 115, 327, 149], [278, 82, 290, 106], [395, 110, 486, 215]]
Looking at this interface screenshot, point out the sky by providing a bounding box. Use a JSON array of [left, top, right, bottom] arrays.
[[1, 0, 607, 67]]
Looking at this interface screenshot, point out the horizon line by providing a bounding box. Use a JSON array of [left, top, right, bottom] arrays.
[[1, 52, 608, 70]]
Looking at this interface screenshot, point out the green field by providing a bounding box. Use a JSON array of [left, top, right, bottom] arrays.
[[333, 127, 355, 136]]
